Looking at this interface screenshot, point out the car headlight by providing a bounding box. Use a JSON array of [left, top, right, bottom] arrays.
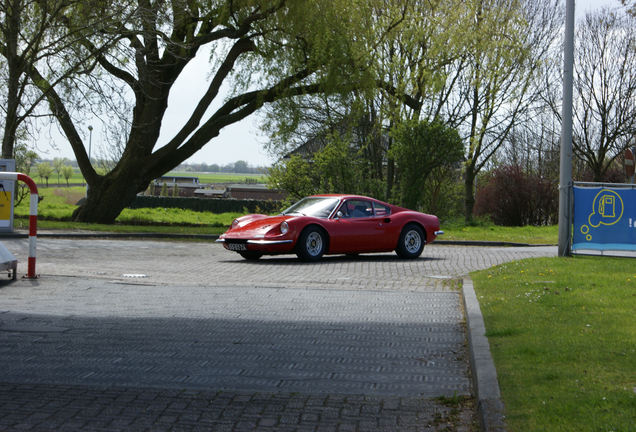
[[280, 221, 289, 234], [232, 219, 239, 228]]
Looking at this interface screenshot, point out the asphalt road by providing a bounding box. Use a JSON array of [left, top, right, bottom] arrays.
[[0, 238, 556, 431]]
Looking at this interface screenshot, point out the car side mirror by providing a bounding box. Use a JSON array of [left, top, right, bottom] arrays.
[[336, 211, 344, 219]]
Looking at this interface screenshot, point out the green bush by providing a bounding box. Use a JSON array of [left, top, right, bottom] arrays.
[[130, 196, 281, 214]]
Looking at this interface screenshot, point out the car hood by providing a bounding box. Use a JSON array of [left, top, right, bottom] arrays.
[[225, 214, 294, 238]]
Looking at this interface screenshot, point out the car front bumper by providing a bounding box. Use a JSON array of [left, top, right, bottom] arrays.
[[216, 237, 295, 254], [215, 238, 293, 245]]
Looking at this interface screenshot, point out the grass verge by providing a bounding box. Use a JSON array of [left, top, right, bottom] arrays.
[[441, 220, 557, 244], [471, 256, 635, 431]]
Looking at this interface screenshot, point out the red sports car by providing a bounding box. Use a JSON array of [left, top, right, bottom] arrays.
[[216, 194, 443, 261]]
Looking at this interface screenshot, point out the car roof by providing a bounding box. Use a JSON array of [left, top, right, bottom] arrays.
[[307, 194, 409, 213], [311, 194, 376, 201]]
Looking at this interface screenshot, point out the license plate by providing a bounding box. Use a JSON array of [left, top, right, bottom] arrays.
[[227, 243, 247, 251]]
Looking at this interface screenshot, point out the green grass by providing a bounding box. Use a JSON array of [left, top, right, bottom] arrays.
[[441, 220, 557, 244], [13, 186, 238, 234], [472, 257, 636, 432]]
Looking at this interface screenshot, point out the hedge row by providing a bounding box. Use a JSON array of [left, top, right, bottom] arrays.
[[129, 195, 283, 214]]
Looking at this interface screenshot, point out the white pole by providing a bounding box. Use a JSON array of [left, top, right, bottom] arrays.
[[86, 125, 93, 197], [88, 125, 93, 163]]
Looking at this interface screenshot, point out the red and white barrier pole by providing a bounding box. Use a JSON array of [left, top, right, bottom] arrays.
[[0, 172, 38, 278]]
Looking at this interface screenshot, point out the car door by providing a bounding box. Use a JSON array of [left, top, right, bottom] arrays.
[[328, 199, 394, 253]]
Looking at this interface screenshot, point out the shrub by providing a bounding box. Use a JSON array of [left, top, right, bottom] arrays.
[[474, 164, 557, 226], [389, 119, 464, 211]]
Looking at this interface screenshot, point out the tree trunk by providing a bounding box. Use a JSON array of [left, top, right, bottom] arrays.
[[72, 159, 151, 223], [386, 157, 395, 201], [464, 168, 476, 223], [2, 104, 19, 159], [2, 0, 22, 159]]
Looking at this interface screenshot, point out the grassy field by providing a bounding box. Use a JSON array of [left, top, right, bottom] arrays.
[[472, 257, 635, 432], [168, 171, 266, 184], [35, 170, 267, 186]]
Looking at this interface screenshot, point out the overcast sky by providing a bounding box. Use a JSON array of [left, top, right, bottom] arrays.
[[38, 0, 624, 168]]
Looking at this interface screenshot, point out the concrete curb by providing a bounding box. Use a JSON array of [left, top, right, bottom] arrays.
[[462, 277, 507, 432]]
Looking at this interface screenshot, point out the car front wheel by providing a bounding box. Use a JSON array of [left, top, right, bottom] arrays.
[[296, 226, 326, 262], [396, 224, 425, 259]]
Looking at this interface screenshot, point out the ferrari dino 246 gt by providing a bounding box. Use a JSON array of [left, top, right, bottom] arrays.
[[217, 194, 443, 261]]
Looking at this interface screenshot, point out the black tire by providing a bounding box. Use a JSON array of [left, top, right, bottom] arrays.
[[296, 226, 326, 262], [396, 224, 425, 259], [239, 251, 263, 260]]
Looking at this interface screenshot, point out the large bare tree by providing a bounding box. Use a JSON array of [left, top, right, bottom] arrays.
[[571, 9, 636, 180], [449, 0, 562, 221], [23, 0, 377, 223]]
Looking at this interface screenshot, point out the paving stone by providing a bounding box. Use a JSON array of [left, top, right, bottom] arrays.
[[0, 238, 554, 430]]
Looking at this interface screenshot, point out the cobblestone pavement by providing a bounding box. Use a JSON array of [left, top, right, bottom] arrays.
[[0, 239, 556, 431]]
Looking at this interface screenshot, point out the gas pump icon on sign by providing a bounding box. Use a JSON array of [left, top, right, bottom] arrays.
[[599, 195, 615, 218], [578, 189, 625, 243]]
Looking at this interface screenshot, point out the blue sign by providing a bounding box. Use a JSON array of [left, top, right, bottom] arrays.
[[573, 186, 636, 251]]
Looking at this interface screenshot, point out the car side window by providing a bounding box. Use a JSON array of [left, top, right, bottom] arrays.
[[341, 200, 373, 218], [373, 202, 391, 217], [336, 202, 349, 218]]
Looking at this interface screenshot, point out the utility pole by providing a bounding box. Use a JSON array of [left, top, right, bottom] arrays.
[[88, 125, 93, 164], [558, 0, 575, 257], [86, 125, 93, 197]]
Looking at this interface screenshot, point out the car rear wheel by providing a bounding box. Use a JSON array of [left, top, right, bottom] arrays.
[[239, 251, 263, 260], [296, 226, 326, 262], [396, 223, 425, 259]]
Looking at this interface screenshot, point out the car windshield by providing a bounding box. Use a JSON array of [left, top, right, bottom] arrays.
[[281, 197, 340, 218]]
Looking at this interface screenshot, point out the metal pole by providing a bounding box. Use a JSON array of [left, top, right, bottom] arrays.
[[558, 0, 575, 257], [86, 125, 93, 197], [88, 125, 93, 163]]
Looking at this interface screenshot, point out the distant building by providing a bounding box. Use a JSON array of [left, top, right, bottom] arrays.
[[149, 176, 200, 197], [154, 175, 199, 185], [193, 188, 228, 198], [147, 176, 285, 201]]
